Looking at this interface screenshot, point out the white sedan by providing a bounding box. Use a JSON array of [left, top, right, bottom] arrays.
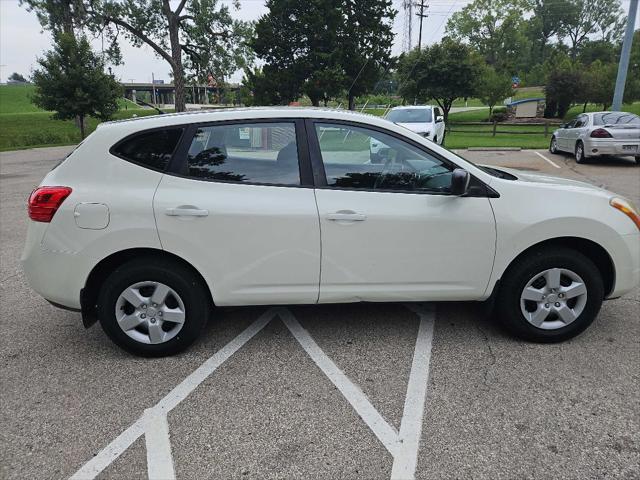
[[550, 111, 640, 164], [22, 108, 640, 356]]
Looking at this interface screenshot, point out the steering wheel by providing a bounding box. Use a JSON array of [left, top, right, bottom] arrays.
[[374, 155, 418, 190]]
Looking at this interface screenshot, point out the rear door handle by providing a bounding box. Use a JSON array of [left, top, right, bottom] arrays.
[[165, 206, 209, 217], [326, 212, 367, 222]]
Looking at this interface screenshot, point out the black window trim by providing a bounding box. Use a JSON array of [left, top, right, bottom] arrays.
[[109, 125, 187, 174], [167, 117, 314, 188], [305, 118, 498, 198]]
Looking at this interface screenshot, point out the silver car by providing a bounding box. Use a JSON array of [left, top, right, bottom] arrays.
[[550, 111, 640, 164]]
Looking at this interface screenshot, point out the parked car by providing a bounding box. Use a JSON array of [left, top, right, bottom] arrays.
[[370, 105, 445, 163], [550, 111, 640, 164], [22, 108, 640, 356]]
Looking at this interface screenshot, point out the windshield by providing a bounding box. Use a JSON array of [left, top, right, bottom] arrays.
[[387, 108, 433, 123], [592, 112, 640, 126]]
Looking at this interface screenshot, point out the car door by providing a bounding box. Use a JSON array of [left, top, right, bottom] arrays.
[[307, 120, 497, 303], [566, 115, 587, 152], [556, 119, 575, 150], [154, 119, 321, 306]]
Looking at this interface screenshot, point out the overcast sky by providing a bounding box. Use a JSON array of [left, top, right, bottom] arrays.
[[1, 0, 638, 84]]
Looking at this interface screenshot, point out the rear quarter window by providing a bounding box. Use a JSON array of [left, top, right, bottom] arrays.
[[112, 128, 183, 171]]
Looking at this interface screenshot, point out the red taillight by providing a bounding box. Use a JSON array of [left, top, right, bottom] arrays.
[[590, 128, 612, 138], [28, 186, 72, 222]]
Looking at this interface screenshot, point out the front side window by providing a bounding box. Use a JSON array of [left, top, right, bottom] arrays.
[[315, 123, 454, 193], [386, 108, 433, 123], [113, 128, 183, 171], [185, 122, 300, 185]]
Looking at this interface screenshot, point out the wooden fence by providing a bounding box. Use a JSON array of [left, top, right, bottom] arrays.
[[447, 121, 562, 137]]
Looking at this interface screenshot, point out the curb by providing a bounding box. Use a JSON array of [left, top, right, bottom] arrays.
[[465, 147, 522, 151]]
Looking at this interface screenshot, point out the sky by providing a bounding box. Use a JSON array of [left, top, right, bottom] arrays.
[[0, 0, 638, 84]]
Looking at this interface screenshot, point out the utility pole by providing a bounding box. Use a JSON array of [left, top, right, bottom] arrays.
[[612, 0, 638, 111], [414, 0, 428, 51], [402, 0, 413, 52]]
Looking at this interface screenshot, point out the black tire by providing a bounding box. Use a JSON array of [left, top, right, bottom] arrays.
[[635, 156, 639, 165], [575, 141, 585, 164], [97, 258, 210, 356], [549, 136, 558, 154], [433, 135, 438, 144], [496, 247, 604, 343]]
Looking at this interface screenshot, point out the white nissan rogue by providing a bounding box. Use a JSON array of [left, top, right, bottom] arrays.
[[22, 108, 640, 356]]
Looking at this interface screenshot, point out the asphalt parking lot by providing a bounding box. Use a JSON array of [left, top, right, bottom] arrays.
[[1, 146, 639, 479]]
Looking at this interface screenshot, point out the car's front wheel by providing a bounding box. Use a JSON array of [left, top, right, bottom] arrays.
[[635, 155, 639, 165], [97, 258, 210, 356], [549, 136, 559, 154], [497, 247, 604, 342], [575, 141, 586, 164]]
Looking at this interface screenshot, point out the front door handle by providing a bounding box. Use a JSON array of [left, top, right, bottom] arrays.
[[165, 206, 209, 217], [326, 212, 367, 222]]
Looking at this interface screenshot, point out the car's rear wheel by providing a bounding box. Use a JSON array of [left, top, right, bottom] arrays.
[[97, 258, 210, 356], [575, 141, 586, 164], [635, 155, 639, 164], [496, 247, 604, 342], [549, 136, 558, 154]]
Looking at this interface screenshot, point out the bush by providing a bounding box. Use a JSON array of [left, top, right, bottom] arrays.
[[490, 111, 508, 122]]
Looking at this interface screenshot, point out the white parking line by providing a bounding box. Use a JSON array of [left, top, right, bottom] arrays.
[[69, 305, 436, 480], [144, 410, 175, 480], [391, 304, 435, 479], [533, 151, 562, 169], [279, 308, 400, 456]]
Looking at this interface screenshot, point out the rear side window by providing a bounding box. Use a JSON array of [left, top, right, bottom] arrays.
[[184, 122, 300, 185], [593, 112, 640, 126], [113, 128, 183, 171]]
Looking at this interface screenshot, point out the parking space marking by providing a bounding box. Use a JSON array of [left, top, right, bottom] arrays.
[[533, 151, 562, 169], [391, 304, 435, 480], [70, 304, 435, 480], [69, 308, 276, 480], [279, 308, 400, 456], [144, 410, 175, 480]]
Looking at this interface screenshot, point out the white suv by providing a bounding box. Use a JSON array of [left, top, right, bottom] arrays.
[[22, 108, 640, 356]]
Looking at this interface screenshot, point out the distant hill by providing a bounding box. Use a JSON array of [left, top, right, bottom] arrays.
[[0, 84, 45, 114]]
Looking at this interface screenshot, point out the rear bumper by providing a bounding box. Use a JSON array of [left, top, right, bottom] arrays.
[[21, 222, 85, 309], [584, 138, 639, 157]]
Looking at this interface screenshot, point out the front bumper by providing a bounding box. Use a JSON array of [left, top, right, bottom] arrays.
[[609, 232, 640, 298]]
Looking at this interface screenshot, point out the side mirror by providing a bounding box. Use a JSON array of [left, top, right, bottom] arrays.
[[435, 116, 444, 123], [560, 123, 567, 129], [450, 168, 470, 196]]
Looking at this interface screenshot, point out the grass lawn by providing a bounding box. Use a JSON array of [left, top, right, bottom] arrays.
[[0, 84, 164, 151]]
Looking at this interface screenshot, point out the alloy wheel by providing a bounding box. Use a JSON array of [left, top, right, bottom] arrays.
[[115, 281, 186, 344], [520, 268, 588, 330]]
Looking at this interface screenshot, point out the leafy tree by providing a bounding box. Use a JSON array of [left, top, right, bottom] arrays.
[[21, 0, 252, 112], [544, 58, 582, 118], [338, 0, 396, 110], [561, 0, 625, 57], [577, 60, 617, 110], [476, 66, 514, 116], [253, 0, 395, 108], [240, 67, 291, 106], [397, 40, 482, 124], [31, 33, 121, 138], [445, 0, 529, 72], [8, 72, 28, 82], [525, 0, 574, 64]]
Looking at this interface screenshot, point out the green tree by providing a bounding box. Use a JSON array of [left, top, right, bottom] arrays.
[[397, 40, 482, 124], [525, 0, 574, 65], [252, 0, 396, 108], [21, 0, 252, 112], [561, 0, 625, 57], [544, 58, 581, 118], [8, 72, 28, 82], [476, 66, 514, 116], [31, 33, 121, 138], [445, 0, 528, 72], [338, 0, 396, 110]]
